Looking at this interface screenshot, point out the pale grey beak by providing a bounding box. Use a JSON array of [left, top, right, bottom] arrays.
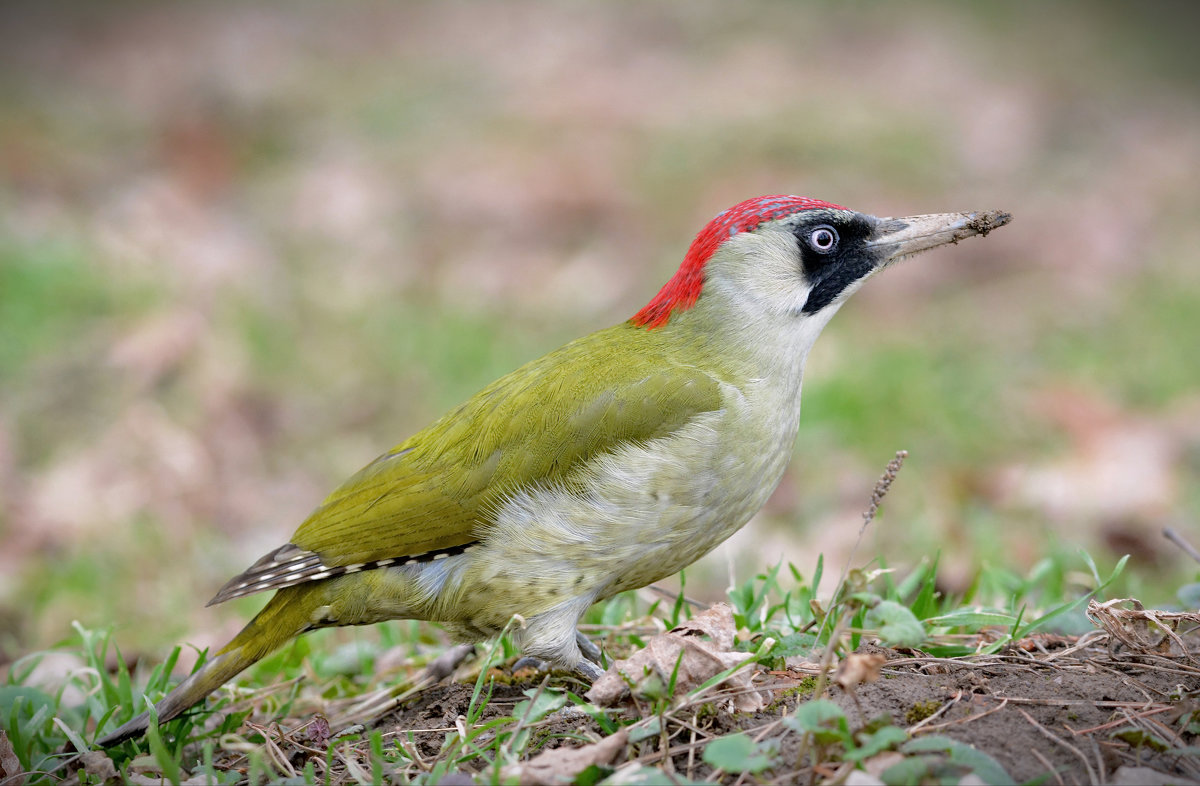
[[868, 210, 1012, 266]]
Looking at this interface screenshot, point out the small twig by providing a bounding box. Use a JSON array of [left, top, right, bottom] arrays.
[[242, 721, 299, 778], [1043, 630, 1109, 661], [985, 696, 1153, 709], [1086, 661, 1164, 702], [635, 737, 717, 768], [644, 584, 708, 610], [1087, 735, 1107, 786], [1017, 708, 1097, 785], [1068, 704, 1173, 735], [1031, 746, 1065, 786], [1137, 712, 1187, 750], [685, 715, 698, 781], [915, 697, 1008, 735], [331, 642, 474, 728], [1108, 652, 1200, 676], [394, 735, 431, 772], [335, 742, 374, 783], [1163, 526, 1200, 565], [904, 690, 959, 733]]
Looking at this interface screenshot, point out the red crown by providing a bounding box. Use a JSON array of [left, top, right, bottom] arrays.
[[632, 195, 847, 328]]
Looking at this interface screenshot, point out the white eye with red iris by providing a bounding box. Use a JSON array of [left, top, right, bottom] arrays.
[[808, 226, 838, 253]]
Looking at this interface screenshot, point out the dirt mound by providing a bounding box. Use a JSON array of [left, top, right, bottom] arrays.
[[372, 632, 1199, 784]]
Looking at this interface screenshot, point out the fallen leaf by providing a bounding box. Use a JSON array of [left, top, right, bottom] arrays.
[[500, 728, 628, 786], [0, 731, 23, 785], [78, 751, 119, 784], [835, 653, 886, 691], [586, 603, 767, 712], [306, 715, 331, 747], [1086, 598, 1197, 661]]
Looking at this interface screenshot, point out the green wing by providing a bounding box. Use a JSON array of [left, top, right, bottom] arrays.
[[293, 322, 723, 563], [209, 322, 725, 604]]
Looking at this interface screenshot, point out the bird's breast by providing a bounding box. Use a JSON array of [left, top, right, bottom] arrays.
[[450, 374, 804, 620]]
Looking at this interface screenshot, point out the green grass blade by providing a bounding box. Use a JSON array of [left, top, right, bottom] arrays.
[[143, 702, 182, 786]]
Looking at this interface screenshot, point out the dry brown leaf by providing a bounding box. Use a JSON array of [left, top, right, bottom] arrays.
[[78, 751, 120, 785], [1087, 598, 1198, 662], [585, 603, 767, 712], [784, 656, 823, 673], [500, 728, 628, 786], [0, 730, 23, 786], [834, 653, 886, 691]]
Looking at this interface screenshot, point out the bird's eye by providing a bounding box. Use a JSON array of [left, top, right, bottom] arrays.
[[808, 226, 838, 253]]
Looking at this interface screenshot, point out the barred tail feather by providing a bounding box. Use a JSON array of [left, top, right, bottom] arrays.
[[97, 586, 317, 747], [207, 541, 479, 606]]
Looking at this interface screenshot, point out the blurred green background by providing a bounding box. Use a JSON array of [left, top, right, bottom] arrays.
[[1, 1, 1198, 668]]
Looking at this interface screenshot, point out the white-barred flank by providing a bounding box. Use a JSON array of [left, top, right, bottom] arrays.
[[206, 541, 480, 605]]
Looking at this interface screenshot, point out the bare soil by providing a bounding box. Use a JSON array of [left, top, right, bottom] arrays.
[[375, 636, 1200, 784]]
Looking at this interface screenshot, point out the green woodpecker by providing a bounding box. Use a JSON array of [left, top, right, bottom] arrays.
[[98, 195, 1010, 745]]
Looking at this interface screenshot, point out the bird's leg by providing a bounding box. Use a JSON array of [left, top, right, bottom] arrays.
[[575, 629, 604, 665], [509, 597, 607, 679]]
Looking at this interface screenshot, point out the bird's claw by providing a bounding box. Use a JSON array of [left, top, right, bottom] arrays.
[[509, 632, 608, 682]]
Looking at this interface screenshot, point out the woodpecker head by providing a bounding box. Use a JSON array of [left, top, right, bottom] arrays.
[[632, 195, 1011, 332]]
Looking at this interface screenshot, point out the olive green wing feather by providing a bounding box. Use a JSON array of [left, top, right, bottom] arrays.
[[208, 324, 723, 604]]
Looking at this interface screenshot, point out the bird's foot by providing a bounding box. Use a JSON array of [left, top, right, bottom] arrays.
[[510, 655, 607, 683], [509, 632, 608, 682], [573, 657, 605, 682], [510, 655, 549, 674]]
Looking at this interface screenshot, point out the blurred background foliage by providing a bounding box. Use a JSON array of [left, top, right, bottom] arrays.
[[1, 1, 1198, 668]]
